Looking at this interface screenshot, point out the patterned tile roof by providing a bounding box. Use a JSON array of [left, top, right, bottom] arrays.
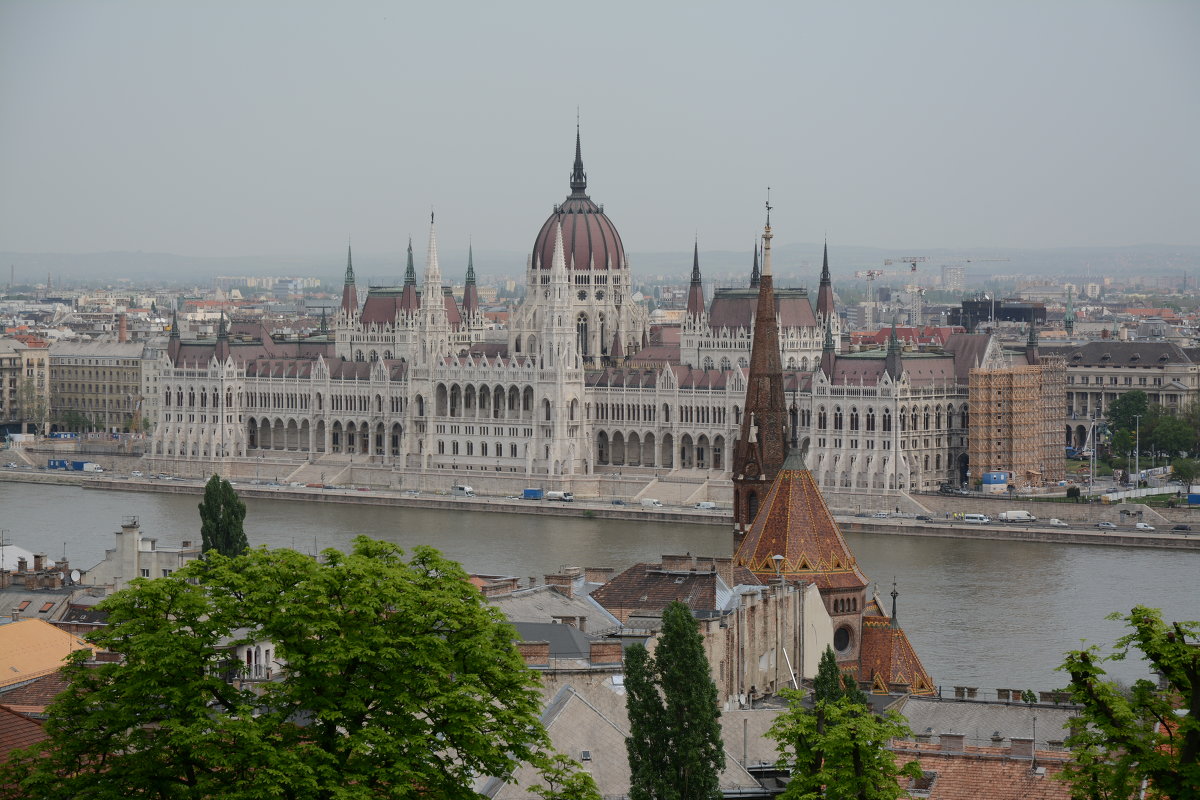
[[733, 451, 869, 591], [856, 615, 936, 695], [893, 744, 1071, 800], [0, 671, 71, 713]]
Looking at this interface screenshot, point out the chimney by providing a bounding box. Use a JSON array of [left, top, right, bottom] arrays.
[[544, 574, 574, 598], [661, 554, 695, 571], [118, 313, 128, 343], [517, 641, 550, 667], [939, 733, 965, 753], [33, 553, 46, 572], [715, 557, 735, 588], [584, 567, 614, 584], [17, 557, 27, 575], [1009, 737, 1034, 759], [589, 640, 623, 665]]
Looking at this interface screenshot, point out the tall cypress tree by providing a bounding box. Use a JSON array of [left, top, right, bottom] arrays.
[[625, 601, 724, 800], [198, 474, 248, 557]]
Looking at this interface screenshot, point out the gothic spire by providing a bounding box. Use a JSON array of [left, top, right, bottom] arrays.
[[750, 241, 760, 288], [816, 239, 836, 322], [885, 316, 903, 379], [340, 241, 358, 317], [170, 308, 179, 339], [404, 237, 416, 287], [462, 242, 480, 317], [569, 124, 587, 196], [686, 238, 705, 317], [319, 307, 328, 334]]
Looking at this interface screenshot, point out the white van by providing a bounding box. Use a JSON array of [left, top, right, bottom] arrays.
[[694, 501, 717, 510], [450, 484, 475, 497], [962, 513, 991, 524], [545, 491, 574, 502], [641, 498, 663, 508]]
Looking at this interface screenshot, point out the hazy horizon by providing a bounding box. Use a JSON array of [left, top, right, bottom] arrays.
[[2, 2, 1198, 261]]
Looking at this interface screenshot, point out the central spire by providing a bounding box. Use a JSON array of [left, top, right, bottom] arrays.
[[569, 124, 587, 196]]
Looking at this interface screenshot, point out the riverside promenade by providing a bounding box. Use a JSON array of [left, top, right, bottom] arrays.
[[3, 468, 1196, 551]]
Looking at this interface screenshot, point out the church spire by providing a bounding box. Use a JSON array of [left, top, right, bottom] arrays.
[[732, 196, 788, 533], [891, 580, 900, 629], [340, 241, 358, 317], [404, 237, 416, 287], [816, 239, 836, 322], [885, 316, 903, 380], [750, 241, 761, 288], [462, 243, 480, 317], [686, 238, 705, 317], [569, 124, 587, 197]]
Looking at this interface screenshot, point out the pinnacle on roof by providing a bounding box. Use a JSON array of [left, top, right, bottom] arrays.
[[569, 124, 588, 197], [820, 240, 831, 287], [466, 244, 476, 286], [690, 238, 701, 284], [890, 580, 900, 629], [750, 241, 761, 288], [170, 309, 179, 339], [686, 238, 706, 317], [217, 312, 227, 339], [404, 237, 416, 287], [344, 242, 355, 286]]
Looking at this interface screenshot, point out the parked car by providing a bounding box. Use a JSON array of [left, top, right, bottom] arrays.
[[611, 499, 626, 506], [916, 515, 932, 521], [1095, 521, 1117, 530], [871, 511, 890, 519], [3, 462, 17, 469], [1047, 518, 1069, 527], [1171, 525, 1191, 532], [1134, 522, 1155, 531], [130, 470, 143, 478]]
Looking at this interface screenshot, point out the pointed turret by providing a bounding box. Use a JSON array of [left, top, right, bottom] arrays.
[[686, 239, 705, 317], [819, 319, 837, 376], [170, 309, 179, 339], [569, 124, 588, 197], [1064, 287, 1075, 335], [750, 241, 761, 288], [421, 213, 444, 317], [732, 199, 789, 533], [884, 317, 903, 380], [890, 580, 900, 630], [1024, 321, 1041, 365], [319, 307, 328, 335], [816, 240, 835, 323], [340, 242, 358, 317], [462, 244, 480, 318], [399, 237, 419, 313]]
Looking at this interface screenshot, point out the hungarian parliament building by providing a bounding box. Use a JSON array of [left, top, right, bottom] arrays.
[[150, 132, 1015, 494]]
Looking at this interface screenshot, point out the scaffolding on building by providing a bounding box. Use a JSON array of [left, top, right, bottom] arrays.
[[968, 359, 1066, 489]]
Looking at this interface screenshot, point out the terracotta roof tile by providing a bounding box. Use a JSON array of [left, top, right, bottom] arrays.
[[0, 704, 47, 760]]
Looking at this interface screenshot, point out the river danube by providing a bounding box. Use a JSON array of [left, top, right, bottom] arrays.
[[4, 482, 1197, 692]]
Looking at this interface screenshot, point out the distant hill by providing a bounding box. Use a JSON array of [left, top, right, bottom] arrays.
[[3, 243, 1198, 289]]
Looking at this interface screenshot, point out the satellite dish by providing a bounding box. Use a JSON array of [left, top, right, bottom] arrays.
[[57, 572, 64, 581], [70, 569, 80, 582]]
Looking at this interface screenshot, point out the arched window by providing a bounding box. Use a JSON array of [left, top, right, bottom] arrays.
[[882, 409, 892, 432], [817, 406, 827, 429], [866, 408, 876, 431], [833, 406, 844, 430], [849, 407, 859, 431]]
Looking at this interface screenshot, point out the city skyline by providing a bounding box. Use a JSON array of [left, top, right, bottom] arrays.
[[2, 1, 1198, 262]]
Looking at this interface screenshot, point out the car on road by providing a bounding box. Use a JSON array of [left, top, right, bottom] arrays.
[[130, 470, 143, 478], [1047, 518, 1069, 527], [871, 511, 890, 518], [611, 499, 626, 505], [1172, 525, 1192, 532], [3, 462, 17, 469], [916, 515, 932, 521], [1134, 522, 1155, 531], [1095, 521, 1117, 530]]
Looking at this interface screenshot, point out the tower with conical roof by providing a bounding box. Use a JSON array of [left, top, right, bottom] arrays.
[[750, 242, 761, 288], [815, 240, 838, 339], [340, 243, 358, 319], [399, 237, 419, 317], [734, 416, 934, 692], [461, 244, 481, 328], [686, 240, 705, 318], [418, 214, 451, 365], [732, 200, 789, 534]]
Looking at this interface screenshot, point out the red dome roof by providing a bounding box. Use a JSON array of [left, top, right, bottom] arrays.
[[531, 131, 625, 271]]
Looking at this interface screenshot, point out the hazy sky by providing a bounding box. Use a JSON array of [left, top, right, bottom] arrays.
[[2, 1, 1197, 262]]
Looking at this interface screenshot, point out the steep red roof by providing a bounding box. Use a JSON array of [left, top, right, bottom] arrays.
[[0, 704, 47, 762], [733, 451, 869, 591], [856, 615, 935, 695]]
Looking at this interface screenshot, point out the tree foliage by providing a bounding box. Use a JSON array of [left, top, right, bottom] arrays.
[[1058, 606, 1200, 800], [198, 473, 249, 557], [769, 672, 921, 800], [528, 754, 601, 800], [0, 538, 553, 800], [1106, 391, 1149, 437], [624, 601, 725, 800]]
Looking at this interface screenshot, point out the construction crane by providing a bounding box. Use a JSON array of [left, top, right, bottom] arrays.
[[884, 256, 927, 273]]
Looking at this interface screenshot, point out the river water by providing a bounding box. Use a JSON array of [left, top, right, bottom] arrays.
[[3, 481, 1197, 692]]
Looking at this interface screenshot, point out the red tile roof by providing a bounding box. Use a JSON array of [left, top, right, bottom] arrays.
[[857, 616, 935, 695], [0, 703, 48, 761], [892, 744, 1071, 800]]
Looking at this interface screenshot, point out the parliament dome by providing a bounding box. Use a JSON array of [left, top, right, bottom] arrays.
[[531, 131, 626, 271]]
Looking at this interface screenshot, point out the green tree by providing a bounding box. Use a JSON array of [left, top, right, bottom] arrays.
[[1058, 606, 1200, 800], [198, 473, 249, 557], [1151, 416, 1195, 459], [0, 538, 551, 800], [624, 600, 725, 800], [769, 673, 922, 800], [1171, 458, 1198, 487], [1105, 391, 1149, 438], [529, 754, 602, 800]]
